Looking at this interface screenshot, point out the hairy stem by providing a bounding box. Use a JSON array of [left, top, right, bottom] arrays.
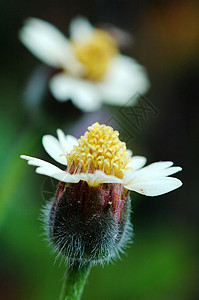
[[60, 262, 92, 300]]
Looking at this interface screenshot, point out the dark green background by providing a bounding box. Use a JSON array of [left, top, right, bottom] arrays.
[[0, 0, 198, 299]]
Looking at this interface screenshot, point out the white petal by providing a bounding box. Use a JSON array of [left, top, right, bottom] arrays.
[[69, 17, 93, 43], [41, 170, 80, 183], [143, 161, 174, 170], [21, 155, 63, 174], [42, 135, 67, 165], [19, 17, 82, 74], [79, 170, 121, 187], [50, 74, 102, 111], [124, 177, 182, 196], [42, 131, 78, 165], [99, 55, 150, 105], [20, 155, 80, 183], [57, 129, 78, 154], [126, 149, 133, 157], [71, 87, 102, 112], [126, 156, 147, 170], [56, 129, 67, 150], [124, 161, 175, 181], [93, 171, 122, 184], [21, 155, 122, 186], [123, 160, 182, 196]]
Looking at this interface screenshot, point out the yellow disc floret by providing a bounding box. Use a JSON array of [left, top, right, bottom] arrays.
[[72, 29, 118, 81], [67, 123, 131, 179]]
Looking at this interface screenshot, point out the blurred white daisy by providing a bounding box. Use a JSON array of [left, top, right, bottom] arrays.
[[21, 123, 182, 196], [19, 17, 150, 112]]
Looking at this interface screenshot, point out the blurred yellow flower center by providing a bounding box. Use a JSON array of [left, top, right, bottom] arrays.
[[67, 122, 131, 178], [72, 29, 118, 81]]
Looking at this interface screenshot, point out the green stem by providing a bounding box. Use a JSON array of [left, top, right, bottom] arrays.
[[60, 262, 92, 300]]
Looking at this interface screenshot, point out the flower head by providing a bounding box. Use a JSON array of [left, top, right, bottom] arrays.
[[21, 122, 182, 195], [19, 17, 150, 111], [21, 123, 182, 265], [66, 123, 131, 180]]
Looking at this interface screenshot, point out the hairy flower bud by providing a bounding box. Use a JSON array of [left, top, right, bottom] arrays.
[[46, 180, 132, 266]]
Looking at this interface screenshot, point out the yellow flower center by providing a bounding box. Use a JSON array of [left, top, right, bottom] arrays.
[[72, 29, 118, 81], [67, 122, 131, 179]]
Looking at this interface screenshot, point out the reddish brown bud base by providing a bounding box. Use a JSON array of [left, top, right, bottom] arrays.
[[47, 181, 132, 266]]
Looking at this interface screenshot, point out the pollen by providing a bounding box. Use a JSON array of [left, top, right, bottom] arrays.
[[72, 29, 118, 81], [67, 122, 131, 179]]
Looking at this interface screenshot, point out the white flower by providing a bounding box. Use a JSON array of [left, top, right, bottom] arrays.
[[21, 123, 182, 197], [19, 17, 150, 112]]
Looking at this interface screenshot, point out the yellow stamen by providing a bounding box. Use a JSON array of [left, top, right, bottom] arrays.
[[67, 123, 131, 179], [72, 29, 118, 81]]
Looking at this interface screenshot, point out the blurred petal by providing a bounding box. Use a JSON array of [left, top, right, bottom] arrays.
[[50, 74, 102, 111], [19, 17, 82, 74], [124, 177, 182, 196], [99, 55, 150, 105], [71, 87, 102, 112], [69, 17, 93, 43]]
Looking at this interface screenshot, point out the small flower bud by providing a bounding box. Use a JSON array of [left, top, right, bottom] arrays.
[[46, 180, 132, 266]]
